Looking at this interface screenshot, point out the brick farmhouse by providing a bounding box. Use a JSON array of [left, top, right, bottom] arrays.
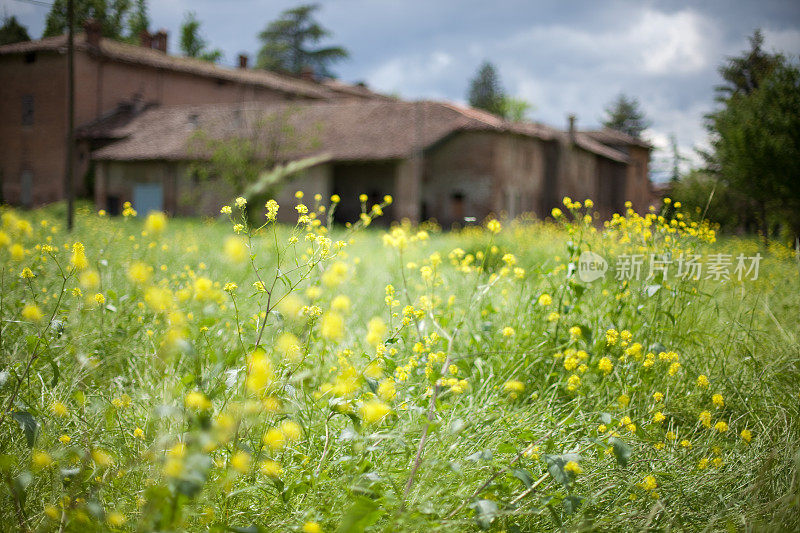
[[0, 23, 653, 225]]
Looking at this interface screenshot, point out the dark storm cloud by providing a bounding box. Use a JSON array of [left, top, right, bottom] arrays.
[[4, 0, 799, 176]]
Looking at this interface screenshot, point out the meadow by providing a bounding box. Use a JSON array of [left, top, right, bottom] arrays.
[[1, 195, 799, 532]]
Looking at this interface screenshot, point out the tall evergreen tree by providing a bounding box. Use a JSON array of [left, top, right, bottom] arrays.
[[43, 0, 132, 40], [668, 134, 689, 184], [0, 15, 30, 45], [602, 94, 650, 138], [707, 58, 800, 242], [467, 61, 505, 115], [715, 29, 782, 100], [179, 12, 222, 63], [256, 4, 348, 77]]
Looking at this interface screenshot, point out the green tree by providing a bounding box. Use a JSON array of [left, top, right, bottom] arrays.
[[256, 4, 348, 76], [715, 29, 782, 100], [0, 15, 30, 45], [43, 0, 132, 40], [187, 107, 319, 221], [602, 94, 650, 138], [668, 134, 691, 184], [179, 12, 222, 63], [671, 170, 754, 233], [497, 96, 533, 122], [467, 61, 505, 115], [707, 59, 800, 243], [126, 0, 148, 43]]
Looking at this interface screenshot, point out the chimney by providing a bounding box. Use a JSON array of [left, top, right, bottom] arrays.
[[84, 18, 102, 47], [139, 29, 152, 49], [238, 54, 249, 69], [300, 65, 315, 81], [567, 113, 577, 142], [151, 29, 168, 53]]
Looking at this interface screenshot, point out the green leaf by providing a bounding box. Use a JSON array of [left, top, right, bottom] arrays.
[[345, 412, 362, 432], [564, 494, 583, 515], [47, 357, 59, 387], [610, 437, 632, 467], [571, 282, 586, 298], [466, 449, 493, 462], [448, 461, 462, 474], [449, 418, 466, 434], [12, 410, 39, 447], [12, 471, 32, 506], [497, 442, 517, 454], [512, 468, 534, 489], [472, 499, 499, 530], [336, 495, 382, 533], [649, 342, 667, 354], [25, 335, 38, 353], [543, 454, 569, 488]]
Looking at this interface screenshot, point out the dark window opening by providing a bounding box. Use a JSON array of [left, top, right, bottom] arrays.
[[24, 52, 36, 64], [107, 195, 121, 216], [22, 95, 33, 126], [451, 192, 465, 223], [369, 190, 381, 207]]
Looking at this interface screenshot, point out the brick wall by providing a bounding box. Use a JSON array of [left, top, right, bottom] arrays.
[[1, 45, 306, 208], [0, 52, 67, 206], [624, 146, 652, 213], [422, 131, 497, 226]]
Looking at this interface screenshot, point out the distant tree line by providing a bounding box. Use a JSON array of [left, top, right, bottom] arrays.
[[8, 2, 350, 73]]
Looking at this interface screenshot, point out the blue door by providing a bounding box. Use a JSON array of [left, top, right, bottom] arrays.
[[133, 183, 163, 215]]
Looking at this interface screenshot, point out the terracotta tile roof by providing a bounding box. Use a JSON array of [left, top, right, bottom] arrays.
[[573, 133, 630, 163], [0, 33, 378, 101], [320, 78, 394, 100], [581, 128, 653, 150], [89, 100, 583, 162], [75, 100, 156, 139]]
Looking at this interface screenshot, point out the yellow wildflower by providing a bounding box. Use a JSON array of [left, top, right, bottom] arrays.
[[360, 400, 390, 425], [564, 461, 582, 476], [22, 303, 43, 322], [260, 460, 282, 478], [144, 212, 167, 234]]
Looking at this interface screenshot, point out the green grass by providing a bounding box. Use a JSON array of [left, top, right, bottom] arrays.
[[0, 201, 799, 532]]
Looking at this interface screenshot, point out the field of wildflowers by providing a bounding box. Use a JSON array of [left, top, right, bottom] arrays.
[[1, 194, 798, 532]]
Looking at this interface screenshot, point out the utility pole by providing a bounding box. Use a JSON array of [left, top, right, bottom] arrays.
[[65, 0, 75, 231]]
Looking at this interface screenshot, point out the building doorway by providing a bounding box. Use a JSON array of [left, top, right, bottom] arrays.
[[20, 170, 33, 207]]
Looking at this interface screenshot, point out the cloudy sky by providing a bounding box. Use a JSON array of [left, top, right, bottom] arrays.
[[5, 0, 800, 179]]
